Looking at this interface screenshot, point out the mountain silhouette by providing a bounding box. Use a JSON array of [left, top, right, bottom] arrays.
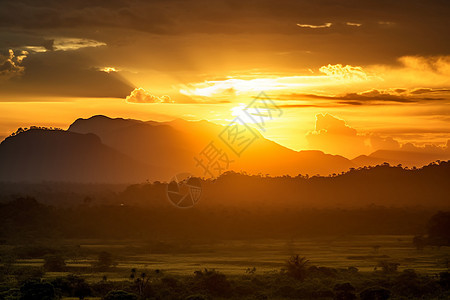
[[0, 129, 162, 183], [69, 115, 193, 176], [121, 161, 450, 209], [353, 149, 450, 168], [69, 115, 354, 179], [2, 115, 446, 183]]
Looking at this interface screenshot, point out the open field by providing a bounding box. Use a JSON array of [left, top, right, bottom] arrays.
[[9, 235, 449, 280], [2, 235, 449, 299]]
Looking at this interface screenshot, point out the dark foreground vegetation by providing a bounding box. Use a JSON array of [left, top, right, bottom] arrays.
[[0, 210, 448, 299], [0, 252, 449, 300], [1, 161, 449, 209], [0, 162, 449, 240], [0, 196, 446, 240], [0, 162, 449, 299]]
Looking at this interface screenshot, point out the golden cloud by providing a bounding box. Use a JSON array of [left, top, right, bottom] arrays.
[[0, 49, 28, 78], [126, 88, 174, 103], [319, 64, 368, 81], [296, 23, 332, 29]]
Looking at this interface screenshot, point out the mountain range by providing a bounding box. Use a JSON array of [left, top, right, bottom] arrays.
[[0, 115, 448, 183]]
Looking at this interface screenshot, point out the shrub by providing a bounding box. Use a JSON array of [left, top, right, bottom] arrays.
[[185, 294, 210, 300], [317, 266, 338, 278], [377, 261, 399, 273], [360, 286, 391, 300], [427, 211, 450, 246], [161, 276, 179, 289], [439, 271, 450, 290], [43, 254, 66, 272], [94, 251, 116, 271], [19, 280, 56, 300], [274, 285, 297, 298], [50, 275, 92, 299], [297, 278, 332, 298], [14, 246, 57, 259], [73, 281, 91, 300], [412, 235, 426, 250], [333, 282, 356, 300], [193, 269, 231, 297], [91, 281, 116, 298], [51, 277, 72, 297], [392, 269, 440, 298], [103, 290, 138, 300], [1, 288, 20, 300], [13, 267, 45, 284], [253, 293, 268, 300]]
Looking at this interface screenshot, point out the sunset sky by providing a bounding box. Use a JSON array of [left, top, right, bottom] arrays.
[[1, 0, 449, 159]]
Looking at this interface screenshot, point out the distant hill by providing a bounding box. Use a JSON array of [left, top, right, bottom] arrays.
[[69, 115, 354, 179], [353, 149, 450, 168], [121, 161, 450, 209], [69, 115, 194, 175], [2, 115, 447, 183], [1, 163, 449, 240], [0, 129, 163, 183]]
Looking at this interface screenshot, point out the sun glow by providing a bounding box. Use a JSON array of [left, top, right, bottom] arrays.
[[179, 77, 313, 99], [177, 64, 379, 102]]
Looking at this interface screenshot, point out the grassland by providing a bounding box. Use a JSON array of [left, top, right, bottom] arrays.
[[2, 235, 449, 299], [9, 235, 448, 278]]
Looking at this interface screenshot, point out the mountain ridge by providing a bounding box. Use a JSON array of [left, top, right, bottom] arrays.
[[0, 129, 164, 183], [0, 115, 448, 183], [68, 115, 355, 178]]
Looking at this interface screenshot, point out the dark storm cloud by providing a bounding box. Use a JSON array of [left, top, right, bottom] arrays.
[[0, 0, 449, 37], [0, 49, 134, 98], [310, 90, 415, 103], [0, 31, 54, 54], [410, 88, 450, 95], [0, 0, 448, 68], [0, 0, 449, 98], [283, 89, 449, 104], [0, 0, 174, 33], [0, 49, 27, 77]]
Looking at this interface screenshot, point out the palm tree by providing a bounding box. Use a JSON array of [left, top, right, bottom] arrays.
[[286, 255, 309, 280]]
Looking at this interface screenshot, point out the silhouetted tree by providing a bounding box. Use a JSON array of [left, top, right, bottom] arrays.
[[104, 290, 138, 300], [378, 261, 399, 273], [94, 251, 116, 271], [185, 295, 209, 300], [438, 272, 450, 290], [193, 269, 231, 297], [73, 281, 91, 300], [130, 269, 152, 298], [427, 211, 450, 246], [360, 286, 391, 300], [20, 280, 56, 300], [413, 235, 426, 250], [14, 267, 45, 284], [334, 283, 356, 300], [285, 255, 309, 280]]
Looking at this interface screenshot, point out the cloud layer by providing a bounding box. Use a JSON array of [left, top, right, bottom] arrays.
[[306, 113, 369, 158], [0, 49, 27, 78], [0, 1, 449, 100], [126, 88, 173, 103], [306, 113, 450, 158]]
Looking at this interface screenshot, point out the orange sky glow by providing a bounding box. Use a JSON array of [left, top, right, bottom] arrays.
[[0, 0, 449, 161]]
